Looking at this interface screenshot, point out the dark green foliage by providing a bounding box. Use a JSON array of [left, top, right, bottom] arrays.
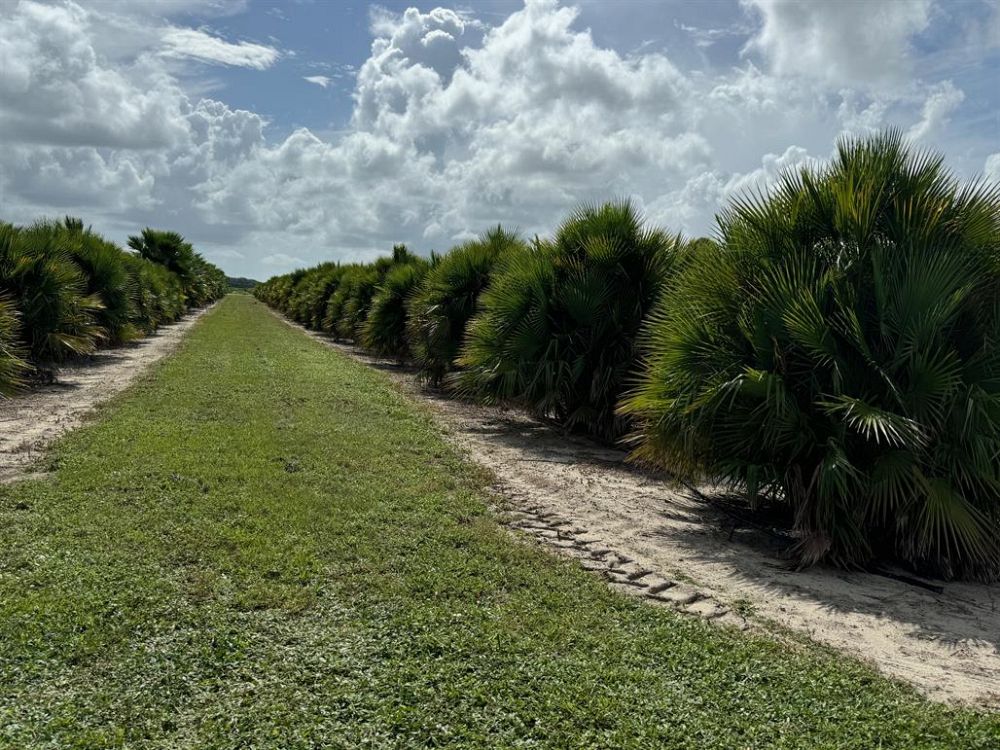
[[289, 263, 343, 329], [0, 295, 27, 395], [458, 201, 682, 440], [408, 226, 526, 384], [336, 268, 380, 340], [226, 276, 259, 290], [255, 270, 304, 319], [623, 131, 1000, 580], [188, 254, 228, 306], [0, 216, 224, 385], [362, 259, 430, 358], [324, 264, 378, 340], [0, 221, 104, 363], [127, 228, 226, 308], [122, 253, 186, 333], [63, 217, 138, 345], [322, 246, 421, 340], [256, 243, 457, 364], [128, 228, 196, 284], [253, 262, 383, 341]]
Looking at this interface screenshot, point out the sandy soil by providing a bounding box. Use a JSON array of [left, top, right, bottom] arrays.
[[0, 306, 212, 483], [281, 315, 999, 709]]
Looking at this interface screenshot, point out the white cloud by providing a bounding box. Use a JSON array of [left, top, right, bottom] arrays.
[[0, 1, 266, 247], [644, 145, 820, 235], [742, 0, 932, 87], [0, 1, 188, 148], [676, 20, 751, 49], [262, 253, 306, 267], [907, 80, 965, 142], [192, 0, 726, 265], [986, 153, 1000, 182], [0, 0, 992, 278], [160, 27, 279, 69], [207, 248, 245, 260]]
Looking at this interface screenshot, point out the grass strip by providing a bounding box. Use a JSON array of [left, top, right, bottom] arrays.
[[1, 294, 997, 748]]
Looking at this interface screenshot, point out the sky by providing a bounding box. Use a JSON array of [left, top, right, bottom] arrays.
[[1, 0, 999, 279]]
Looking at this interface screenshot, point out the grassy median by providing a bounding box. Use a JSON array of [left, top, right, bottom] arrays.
[[0, 294, 996, 748]]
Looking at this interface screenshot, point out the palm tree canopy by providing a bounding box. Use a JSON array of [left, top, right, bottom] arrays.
[[459, 200, 683, 440], [623, 129, 1000, 580]]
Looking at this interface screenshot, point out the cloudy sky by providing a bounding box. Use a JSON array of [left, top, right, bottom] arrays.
[[1, 0, 999, 278]]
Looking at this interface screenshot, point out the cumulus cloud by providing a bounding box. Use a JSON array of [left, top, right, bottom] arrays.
[[986, 153, 1000, 182], [0, 0, 989, 278], [262, 252, 306, 267], [645, 145, 819, 234], [0, 1, 188, 148], [742, 0, 932, 87], [160, 27, 279, 69], [907, 81, 965, 141], [0, 1, 266, 244], [197, 0, 724, 261]]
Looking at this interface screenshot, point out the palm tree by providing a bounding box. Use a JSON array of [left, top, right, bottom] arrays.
[[0, 221, 104, 364], [407, 226, 526, 385], [327, 265, 380, 340], [622, 130, 1000, 580], [122, 254, 185, 333], [287, 263, 343, 329], [127, 228, 224, 308], [362, 259, 429, 359], [64, 218, 138, 345], [0, 295, 26, 395], [128, 229, 196, 285], [458, 200, 682, 440], [326, 246, 421, 340]]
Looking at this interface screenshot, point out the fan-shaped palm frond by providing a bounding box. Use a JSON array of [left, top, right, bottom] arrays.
[[362, 259, 430, 359], [0, 294, 27, 396], [459, 200, 683, 440], [407, 226, 527, 384], [128, 228, 225, 308], [0, 221, 104, 364], [623, 129, 1000, 580], [63, 218, 139, 345]]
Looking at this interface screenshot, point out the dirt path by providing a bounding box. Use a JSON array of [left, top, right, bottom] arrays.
[[410, 378, 1000, 708], [0, 306, 213, 482], [275, 313, 1000, 710]]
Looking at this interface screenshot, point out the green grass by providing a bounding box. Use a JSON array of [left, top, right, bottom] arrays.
[[0, 295, 996, 748]]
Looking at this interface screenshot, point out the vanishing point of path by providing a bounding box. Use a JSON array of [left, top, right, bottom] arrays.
[[1, 295, 997, 748]]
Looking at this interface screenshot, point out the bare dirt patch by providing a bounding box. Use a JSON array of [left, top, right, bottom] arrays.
[[0, 306, 213, 482], [276, 312, 1000, 709]]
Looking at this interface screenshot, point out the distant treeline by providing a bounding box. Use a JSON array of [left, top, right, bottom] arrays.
[[227, 277, 259, 290], [256, 131, 1000, 583], [0, 217, 227, 388]]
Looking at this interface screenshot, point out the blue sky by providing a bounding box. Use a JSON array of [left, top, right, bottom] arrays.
[[1, 0, 999, 278], [170, 1, 749, 138]]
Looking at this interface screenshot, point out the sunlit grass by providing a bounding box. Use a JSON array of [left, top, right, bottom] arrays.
[[0, 294, 996, 748]]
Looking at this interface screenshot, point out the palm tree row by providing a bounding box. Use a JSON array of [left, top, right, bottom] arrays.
[[256, 130, 1000, 582], [0, 217, 227, 393]]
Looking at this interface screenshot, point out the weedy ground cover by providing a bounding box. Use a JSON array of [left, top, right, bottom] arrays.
[[1, 295, 996, 748]]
